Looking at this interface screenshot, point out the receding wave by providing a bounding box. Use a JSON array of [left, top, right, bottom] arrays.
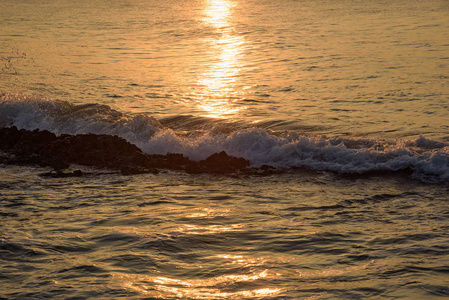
[[1, 92, 448, 183]]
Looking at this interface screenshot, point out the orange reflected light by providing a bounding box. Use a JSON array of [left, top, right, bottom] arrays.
[[178, 223, 243, 235], [155, 269, 268, 286], [179, 207, 231, 219], [202, 0, 235, 30], [113, 270, 282, 299], [296, 260, 375, 278], [213, 254, 268, 268], [196, 0, 247, 119]]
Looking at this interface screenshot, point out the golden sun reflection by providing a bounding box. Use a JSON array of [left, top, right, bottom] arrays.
[[113, 270, 282, 299], [295, 260, 375, 279], [110, 245, 286, 299], [202, 0, 235, 30], [196, 0, 247, 118], [178, 223, 243, 235], [179, 207, 231, 219]]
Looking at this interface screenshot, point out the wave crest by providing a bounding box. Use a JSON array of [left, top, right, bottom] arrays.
[[0, 91, 162, 144]]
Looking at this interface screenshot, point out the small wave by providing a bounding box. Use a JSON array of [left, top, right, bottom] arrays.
[[1, 92, 448, 183], [141, 128, 449, 182], [0, 91, 162, 146]]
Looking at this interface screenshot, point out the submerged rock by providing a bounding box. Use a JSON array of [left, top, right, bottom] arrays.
[[39, 169, 83, 178]]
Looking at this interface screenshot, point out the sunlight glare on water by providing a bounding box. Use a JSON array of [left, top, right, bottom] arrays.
[[112, 268, 282, 299], [195, 0, 247, 118], [1, 0, 448, 138]]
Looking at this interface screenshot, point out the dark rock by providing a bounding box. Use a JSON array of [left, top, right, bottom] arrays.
[[186, 151, 249, 174], [0, 127, 147, 171], [0, 127, 251, 176], [0, 126, 20, 149], [146, 153, 194, 170], [42, 133, 144, 169], [185, 164, 203, 174]]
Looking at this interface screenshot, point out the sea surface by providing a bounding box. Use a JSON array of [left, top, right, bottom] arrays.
[[1, 0, 449, 299]]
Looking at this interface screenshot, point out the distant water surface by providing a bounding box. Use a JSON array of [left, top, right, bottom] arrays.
[[1, 0, 448, 139]]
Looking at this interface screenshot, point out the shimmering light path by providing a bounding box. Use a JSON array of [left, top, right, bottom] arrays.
[[1, 0, 448, 139]]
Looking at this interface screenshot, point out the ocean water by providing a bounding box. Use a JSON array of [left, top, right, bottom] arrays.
[[1, 0, 449, 299]]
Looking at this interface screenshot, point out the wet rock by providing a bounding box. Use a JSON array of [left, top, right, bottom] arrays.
[[0, 126, 57, 155], [41, 133, 145, 170], [186, 151, 250, 174], [201, 151, 249, 173], [0, 127, 147, 172], [0, 126, 21, 149], [0, 127, 251, 176], [147, 153, 194, 170]]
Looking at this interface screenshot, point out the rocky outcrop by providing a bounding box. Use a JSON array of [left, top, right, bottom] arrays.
[[0, 127, 253, 176], [186, 151, 249, 174]]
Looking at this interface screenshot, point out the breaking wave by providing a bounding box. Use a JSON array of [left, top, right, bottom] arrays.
[[1, 91, 448, 183], [0, 91, 162, 144]]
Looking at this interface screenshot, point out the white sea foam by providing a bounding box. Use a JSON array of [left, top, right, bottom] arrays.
[[141, 127, 449, 182], [1, 92, 448, 182], [0, 91, 162, 145]]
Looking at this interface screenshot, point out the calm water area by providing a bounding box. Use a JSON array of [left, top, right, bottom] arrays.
[[1, 0, 449, 298], [2, 0, 449, 139]]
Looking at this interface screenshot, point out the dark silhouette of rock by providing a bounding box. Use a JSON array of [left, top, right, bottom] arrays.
[[0, 127, 253, 176], [145, 153, 194, 171], [0, 126, 57, 155], [41, 133, 146, 170], [186, 151, 249, 174]]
